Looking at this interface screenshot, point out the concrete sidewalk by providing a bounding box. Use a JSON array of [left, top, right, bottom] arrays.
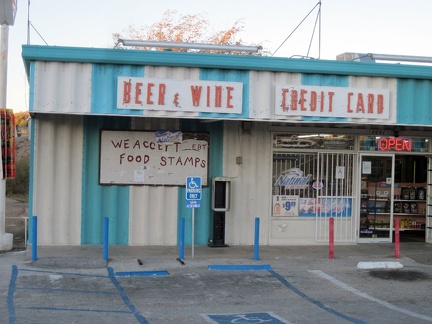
[[20, 242, 432, 270]]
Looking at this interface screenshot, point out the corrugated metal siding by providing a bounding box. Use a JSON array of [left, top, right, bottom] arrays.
[[302, 74, 349, 87], [129, 118, 179, 246], [31, 115, 83, 245], [91, 64, 145, 115], [249, 71, 302, 120], [32, 62, 92, 113], [224, 121, 272, 245], [81, 116, 131, 245], [397, 79, 432, 125]]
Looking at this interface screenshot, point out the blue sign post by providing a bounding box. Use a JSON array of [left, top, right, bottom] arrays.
[[186, 177, 202, 258]]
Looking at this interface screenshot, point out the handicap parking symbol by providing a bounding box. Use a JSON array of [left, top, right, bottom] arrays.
[[206, 312, 289, 323]]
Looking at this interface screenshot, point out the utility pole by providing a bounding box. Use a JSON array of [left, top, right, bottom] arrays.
[[0, 0, 17, 251]]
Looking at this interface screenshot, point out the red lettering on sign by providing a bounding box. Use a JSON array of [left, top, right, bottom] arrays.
[[206, 86, 211, 107], [300, 89, 307, 111], [146, 83, 154, 104], [215, 86, 222, 107], [356, 93, 365, 113], [310, 91, 317, 111], [320, 91, 325, 112], [226, 87, 234, 108], [328, 92, 334, 112], [135, 82, 143, 104], [367, 94, 374, 113], [291, 90, 298, 111], [347, 92, 385, 114], [158, 84, 166, 105], [123, 81, 131, 103], [281, 89, 289, 111], [191, 86, 202, 106], [347, 92, 353, 113], [377, 94, 384, 114]]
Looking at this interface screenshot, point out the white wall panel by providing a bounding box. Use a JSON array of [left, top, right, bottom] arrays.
[[223, 121, 272, 245], [32, 116, 83, 244], [129, 186, 178, 245], [129, 117, 180, 245], [33, 62, 92, 113]]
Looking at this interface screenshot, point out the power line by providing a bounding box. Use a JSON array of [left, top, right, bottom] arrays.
[[272, 1, 321, 57], [306, 2, 321, 59]]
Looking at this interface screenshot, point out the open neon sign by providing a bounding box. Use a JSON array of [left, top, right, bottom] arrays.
[[378, 137, 412, 151]]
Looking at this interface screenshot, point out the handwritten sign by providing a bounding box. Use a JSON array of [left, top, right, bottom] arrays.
[[99, 130, 209, 185]]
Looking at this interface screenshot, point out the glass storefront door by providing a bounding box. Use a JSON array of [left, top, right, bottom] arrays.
[[358, 154, 395, 242]]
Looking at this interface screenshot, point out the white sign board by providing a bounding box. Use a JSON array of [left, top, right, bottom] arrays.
[[117, 77, 243, 114], [275, 85, 390, 119], [99, 130, 209, 185]]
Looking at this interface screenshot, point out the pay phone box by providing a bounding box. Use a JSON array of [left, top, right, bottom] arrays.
[[212, 177, 231, 211], [209, 177, 231, 247]]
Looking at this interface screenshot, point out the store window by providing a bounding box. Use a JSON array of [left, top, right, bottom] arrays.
[[272, 133, 355, 219]]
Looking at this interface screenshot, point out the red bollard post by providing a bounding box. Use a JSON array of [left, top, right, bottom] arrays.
[[395, 218, 400, 259], [329, 217, 334, 260]]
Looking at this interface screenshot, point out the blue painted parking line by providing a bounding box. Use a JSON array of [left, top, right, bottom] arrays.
[[7, 265, 17, 324], [17, 306, 132, 314], [208, 264, 272, 271], [7, 265, 149, 324], [115, 270, 169, 277], [107, 267, 149, 324], [19, 268, 108, 278], [16, 287, 118, 295], [208, 264, 365, 324], [268, 269, 366, 324]]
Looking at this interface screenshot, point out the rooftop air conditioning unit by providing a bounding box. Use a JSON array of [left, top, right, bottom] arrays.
[[336, 52, 374, 62]]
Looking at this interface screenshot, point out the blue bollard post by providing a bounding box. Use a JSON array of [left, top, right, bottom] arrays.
[[31, 216, 37, 261], [103, 217, 109, 261], [179, 217, 185, 260], [254, 217, 260, 260]]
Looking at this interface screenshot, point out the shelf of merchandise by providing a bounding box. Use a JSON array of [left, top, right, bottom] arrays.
[[361, 195, 426, 232]]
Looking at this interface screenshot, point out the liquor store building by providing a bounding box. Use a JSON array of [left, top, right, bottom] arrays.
[[22, 45, 432, 246]]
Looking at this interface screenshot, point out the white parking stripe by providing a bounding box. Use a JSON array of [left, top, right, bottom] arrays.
[[309, 270, 432, 322]]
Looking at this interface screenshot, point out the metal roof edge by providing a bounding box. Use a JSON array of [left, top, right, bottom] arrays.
[[22, 45, 432, 80]]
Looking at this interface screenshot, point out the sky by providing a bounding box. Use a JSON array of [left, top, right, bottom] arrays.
[[5, 0, 432, 112]]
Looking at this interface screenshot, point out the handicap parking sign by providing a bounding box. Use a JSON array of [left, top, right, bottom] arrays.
[[186, 177, 202, 201]]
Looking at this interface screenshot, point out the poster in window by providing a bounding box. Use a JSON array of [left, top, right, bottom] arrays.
[[299, 198, 352, 217], [273, 195, 299, 216]]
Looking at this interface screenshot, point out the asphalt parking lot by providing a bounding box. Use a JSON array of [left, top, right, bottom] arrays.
[[2, 244, 432, 323]]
